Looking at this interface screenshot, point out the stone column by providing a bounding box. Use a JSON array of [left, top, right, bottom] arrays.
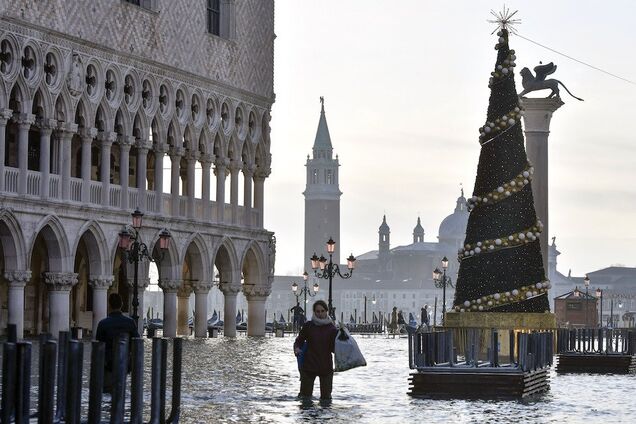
[[242, 164, 254, 227], [220, 283, 240, 338], [520, 97, 564, 271], [200, 154, 213, 221], [119, 136, 134, 210], [245, 285, 271, 337], [88, 275, 114, 337], [229, 162, 240, 224], [159, 279, 180, 338], [253, 168, 269, 228], [57, 122, 78, 201], [176, 281, 192, 335], [169, 147, 184, 217], [136, 139, 151, 211], [133, 277, 150, 336], [185, 151, 198, 219], [214, 158, 228, 223], [44, 272, 78, 339], [4, 270, 32, 339], [154, 144, 168, 214], [80, 127, 98, 203], [98, 131, 116, 207], [38, 119, 56, 200], [192, 281, 214, 338], [15, 113, 36, 195], [0, 109, 13, 192]]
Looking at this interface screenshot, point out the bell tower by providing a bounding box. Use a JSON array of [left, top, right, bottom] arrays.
[[304, 97, 342, 271]]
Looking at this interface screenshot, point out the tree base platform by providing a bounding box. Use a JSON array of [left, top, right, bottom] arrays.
[[556, 353, 636, 374], [408, 367, 549, 399], [443, 312, 557, 330]]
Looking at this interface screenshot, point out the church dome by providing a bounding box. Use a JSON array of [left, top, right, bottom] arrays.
[[438, 190, 469, 241]]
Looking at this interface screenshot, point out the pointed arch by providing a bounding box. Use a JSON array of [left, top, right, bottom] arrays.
[[198, 126, 212, 155], [9, 78, 31, 114], [183, 124, 195, 151], [240, 240, 266, 287], [212, 131, 225, 159], [132, 110, 149, 140], [31, 215, 72, 272], [74, 98, 89, 129], [114, 107, 131, 136], [73, 221, 110, 276], [151, 115, 166, 147], [0, 209, 27, 271], [32, 86, 53, 120], [53, 90, 73, 122], [212, 237, 239, 284], [181, 233, 209, 283]]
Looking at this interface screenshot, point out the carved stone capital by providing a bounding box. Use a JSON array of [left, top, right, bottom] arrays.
[[158, 279, 181, 293], [97, 131, 117, 146], [228, 161, 242, 174], [192, 281, 214, 294], [56, 122, 79, 136], [13, 113, 36, 128], [37, 118, 58, 134], [219, 282, 241, 295], [4, 270, 32, 287], [0, 108, 13, 122], [185, 150, 200, 162], [243, 285, 272, 299], [214, 157, 230, 169], [44, 272, 79, 291], [136, 138, 153, 151], [88, 275, 114, 290], [118, 135, 136, 149], [177, 281, 193, 297], [200, 153, 214, 165], [80, 127, 99, 140], [169, 146, 185, 158], [154, 143, 169, 154], [242, 163, 256, 177]]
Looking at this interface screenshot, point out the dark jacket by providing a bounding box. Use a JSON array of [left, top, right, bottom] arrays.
[[294, 320, 338, 375], [95, 311, 139, 371]]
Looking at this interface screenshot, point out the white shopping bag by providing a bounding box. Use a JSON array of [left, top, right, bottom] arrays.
[[334, 325, 366, 372]]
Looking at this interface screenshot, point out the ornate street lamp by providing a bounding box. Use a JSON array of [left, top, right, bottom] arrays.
[[291, 271, 319, 330], [595, 287, 603, 328], [432, 256, 454, 325], [310, 238, 356, 319], [118, 208, 171, 329], [584, 274, 590, 327]]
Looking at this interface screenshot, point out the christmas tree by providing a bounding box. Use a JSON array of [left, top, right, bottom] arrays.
[[452, 14, 550, 313]]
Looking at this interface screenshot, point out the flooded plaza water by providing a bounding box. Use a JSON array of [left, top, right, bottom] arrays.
[[9, 334, 636, 423], [173, 335, 636, 423]]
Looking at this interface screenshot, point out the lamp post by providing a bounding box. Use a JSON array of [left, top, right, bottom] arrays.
[[596, 287, 603, 328], [291, 271, 319, 331], [310, 238, 356, 320], [618, 300, 623, 329], [118, 208, 171, 329], [609, 297, 614, 328], [432, 256, 453, 325], [584, 274, 590, 327]]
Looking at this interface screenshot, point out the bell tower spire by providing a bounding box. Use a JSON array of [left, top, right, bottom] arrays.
[[304, 97, 342, 271]]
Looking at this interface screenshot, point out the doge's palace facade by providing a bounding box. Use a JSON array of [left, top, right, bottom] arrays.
[[0, 0, 275, 339]]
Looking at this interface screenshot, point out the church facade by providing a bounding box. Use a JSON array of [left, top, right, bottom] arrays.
[[0, 0, 276, 339]]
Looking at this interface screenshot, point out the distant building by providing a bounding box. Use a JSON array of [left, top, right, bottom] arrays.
[[554, 288, 598, 328]]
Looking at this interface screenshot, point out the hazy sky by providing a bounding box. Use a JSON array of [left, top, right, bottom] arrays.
[[265, 0, 636, 278]]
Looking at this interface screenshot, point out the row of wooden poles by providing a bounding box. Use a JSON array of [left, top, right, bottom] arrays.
[[409, 329, 554, 372], [1, 324, 182, 424], [555, 328, 636, 355]]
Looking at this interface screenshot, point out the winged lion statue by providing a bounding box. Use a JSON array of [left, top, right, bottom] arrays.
[[518, 62, 583, 101]]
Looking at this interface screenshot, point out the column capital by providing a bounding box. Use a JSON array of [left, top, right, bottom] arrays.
[[37, 118, 58, 134], [118, 135, 136, 148], [228, 160, 242, 174], [12, 112, 36, 128], [519, 97, 564, 132], [192, 280, 214, 294], [80, 127, 99, 140], [159, 279, 181, 293], [177, 281, 193, 297], [200, 153, 214, 165], [97, 131, 118, 145], [254, 167, 271, 179], [242, 163, 256, 177], [0, 108, 13, 122], [219, 282, 241, 295], [43, 272, 79, 291], [185, 150, 200, 162], [88, 275, 114, 289], [244, 285, 271, 299], [169, 146, 185, 158], [136, 138, 153, 151], [56, 121, 79, 137], [4, 270, 32, 287], [154, 143, 169, 154]]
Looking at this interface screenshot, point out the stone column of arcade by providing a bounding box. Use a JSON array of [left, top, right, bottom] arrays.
[[4, 270, 32, 339], [214, 158, 229, 223], [0, 109, 13, 192], [58, 122, 78, 201], [16, 113, 35, 196], [176, 282, 193, 335], [220, 283, 240, 337], [520, 97, 563, 271], [39, 120, 56, 200], [44, 272, 79, 339], [245, 286, 270, 337], [80, 127, 98, 203], [89, 275, 114, 336], [159, 279, 180, 338], [192, 281, 214, 337]]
